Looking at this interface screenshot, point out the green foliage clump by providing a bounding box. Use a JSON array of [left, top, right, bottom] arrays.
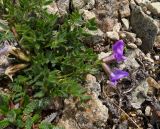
[[0, 0, 98, 128]]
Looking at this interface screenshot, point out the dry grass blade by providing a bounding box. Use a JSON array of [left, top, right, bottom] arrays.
[[104, 93, 141, 129]]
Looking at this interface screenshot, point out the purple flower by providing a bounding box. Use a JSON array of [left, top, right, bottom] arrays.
[[112, 40, 126, 62], [102, 40, 126, 63], [109, 69, 129, 86], [102, 63, 129, 86]]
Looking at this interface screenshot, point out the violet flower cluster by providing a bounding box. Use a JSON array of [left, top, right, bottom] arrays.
[[102, 40, 129, 86]]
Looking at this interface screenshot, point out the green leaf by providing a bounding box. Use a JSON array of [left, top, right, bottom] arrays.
[[25, 116, 33, 129], [23, 100, 39, 115], [32, 114, 40, 123], [0, 119, 10, 129], [34, 91, 45, 98], [0, 94, 10, 113], [85, 18, 97, 30], [43, 0, 54, 5], [6, 110, 16, 122], [39, 122, 64, 129]]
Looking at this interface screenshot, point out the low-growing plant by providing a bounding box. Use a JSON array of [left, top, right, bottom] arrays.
[[0, 0, 98, 128]]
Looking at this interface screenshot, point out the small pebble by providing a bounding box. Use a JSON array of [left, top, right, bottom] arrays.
[[154, 55, 159, 61], [106, 31, 119, 40], [144, 57, 154, 63], [130, 113, 136, 117], [119, 32, 126, 39], [137, 110, 142, 115], [98, 51, 112, 60], [121, 18, 129, 30], [80, 9, 96, 20], [125, 32, 136, 43], [113, 23, 121, 32], [146, 53, 151, 58], [147, 77, 160, 89], [145, 106, 151, 116], [135, 38, 142, 46], [127, 43, 137, 49], [146, 11, 151, 15], [148, 123, 153, 128]]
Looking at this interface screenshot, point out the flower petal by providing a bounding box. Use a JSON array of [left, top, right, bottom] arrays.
[[110, 69, 129, 82], [112, 40, 125, 62]]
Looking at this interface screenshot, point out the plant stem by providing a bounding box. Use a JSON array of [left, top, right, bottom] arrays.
[[101, 63, 112, 75], [102, 54, 115, 63]]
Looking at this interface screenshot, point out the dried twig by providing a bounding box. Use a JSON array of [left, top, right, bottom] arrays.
[[102, 86, 141, 129], [11, 27, 18, 38], [105, 94, 141, 129]]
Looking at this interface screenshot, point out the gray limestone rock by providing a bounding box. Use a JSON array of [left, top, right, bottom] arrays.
[[84, 29, 105, 44], [73, 0, 95, 10], [147, 2, 160, 16], [73, 0, 85, 9], [57, 0, 70, 15], [131, 80, 149, 109], [130, 5, 158, 52], [119, 0, 131, 17], [57, 74, 108, 129]]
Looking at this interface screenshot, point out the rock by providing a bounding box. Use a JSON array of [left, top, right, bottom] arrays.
[[102, 18, 118, 32], [57, 0, 69, 15], [127, 43, 138, 49], [80, 9, 96, 20], [76, 74, 108, 128], [147, 2, 160, 16], [75, 97, 108, 129], [98, 51, 112, 60], [134, 0, 151, 6], [57, 74, 108, 129], [156, 20, 160, 34], [135, 38, 142, 46], [137, 110, 143, 115], [117, 121, 128, 129], [145, 106, 151, 116], [121, 18, 129, 30], [106, 31, 119, 40], [84, 29, 104, 44], [96, 10, 107, 19], [120, 31, 136, 43], [119, 0, 130, 17], [44, 1, 59, 15], [120, 49, 142, 69], [100, 0, 119, 17], [154, 55, 159, 60], [130, 5, 158, 52], [144, 55, 154, 63], [58, 115, 80, 129], [73, 0, 95, 10], [146, 10, 152, 15], [131, 80, 149, 109], [113, 22, 122, 32], [72, 0, 85, 9], [147, 77, 160, 89], [85, 74, 101, 97], [155, 35, 160, 48], [119, 32, 127, 39], [84, 0, 95, 10]]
